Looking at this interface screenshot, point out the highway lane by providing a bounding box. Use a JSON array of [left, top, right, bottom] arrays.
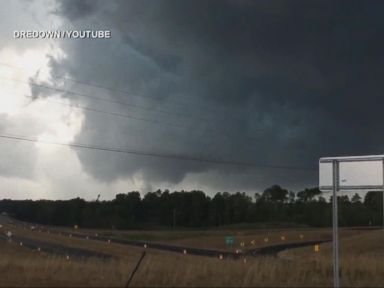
[[0, 215, 331, 260], [0, 233, 114, 260]]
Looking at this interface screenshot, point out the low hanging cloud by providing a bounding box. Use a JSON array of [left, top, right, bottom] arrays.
[[29, 0, 384, 193]]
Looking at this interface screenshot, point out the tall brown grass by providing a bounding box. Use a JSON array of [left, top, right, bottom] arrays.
[[1, 223, 382, 287], [1, 234, 383, 287]]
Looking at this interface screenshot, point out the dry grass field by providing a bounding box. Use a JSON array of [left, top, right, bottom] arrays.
[[0, 224, 383, 287], [25, 222, 368, 252]]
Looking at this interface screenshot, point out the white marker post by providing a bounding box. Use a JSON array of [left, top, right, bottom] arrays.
[[319, 155, 384, 288]]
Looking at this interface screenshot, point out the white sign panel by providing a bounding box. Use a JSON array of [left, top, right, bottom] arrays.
[[319, 155, 384, 191], [319, 162, 333, 188]]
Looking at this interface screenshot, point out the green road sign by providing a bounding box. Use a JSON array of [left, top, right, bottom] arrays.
[[224, 236, 235, 247]]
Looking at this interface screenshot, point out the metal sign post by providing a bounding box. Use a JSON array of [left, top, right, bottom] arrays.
[[382, 159, 384, 230], [319, 154, 384, 288], [332, 160, 340, 288]]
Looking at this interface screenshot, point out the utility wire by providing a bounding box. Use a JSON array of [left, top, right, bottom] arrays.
[[2, 82, 310, 167], [0, 133, 318, 172], [14, 91, 261, 143], [22, 95, 185, 129], [0, 63, 215, 120], [0, 68, 253, 137], [20, 94, 260, 162], [0, 76, 199, 120]]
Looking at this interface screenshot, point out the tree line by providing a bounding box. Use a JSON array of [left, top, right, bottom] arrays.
[[0, 185, 382, 229]]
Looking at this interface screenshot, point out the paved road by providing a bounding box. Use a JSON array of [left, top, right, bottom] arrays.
[[1, 215, 331, 260], [28, 227, 330, 259], [0, 233, 113, 260], [248, 240, 330, 256]]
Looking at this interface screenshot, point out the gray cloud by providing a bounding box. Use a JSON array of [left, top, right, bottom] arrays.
[[41, 0, 384, 193], [55, 0, 98, 21], [0, 114, 38, 179]]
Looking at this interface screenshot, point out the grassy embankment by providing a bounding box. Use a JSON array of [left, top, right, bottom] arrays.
[[0, 226, 382, 287]]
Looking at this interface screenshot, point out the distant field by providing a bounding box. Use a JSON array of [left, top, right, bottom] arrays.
[[0, 217, 383, 287], [1, 230, 383, 287], [49, 224, 368, 252], [282, 229, 384, 259], [279, 229, 384, 287]]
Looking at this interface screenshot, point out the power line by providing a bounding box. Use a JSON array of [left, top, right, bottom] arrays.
[[18, 94, 266, 164], [23, 95, 185, 129], [0, 70, 313, 165], [0, 63, 215, 119], [0, 76, 200, 120], [0, 71, 257, 141], [13, 91, 261, 143], [0, 133, 318, 172]]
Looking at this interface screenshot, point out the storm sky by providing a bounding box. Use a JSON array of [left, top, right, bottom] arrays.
[[1, 0, 384, 200]]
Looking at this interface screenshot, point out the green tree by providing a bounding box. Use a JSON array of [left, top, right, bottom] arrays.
[[297, 188, 322, 202], [261, 185, 288, 203], [351, 193, 362, 203]]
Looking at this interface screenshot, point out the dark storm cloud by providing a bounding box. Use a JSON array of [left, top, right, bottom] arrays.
[[55, 0, 97, 21], [47, 0, 384, 191]]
